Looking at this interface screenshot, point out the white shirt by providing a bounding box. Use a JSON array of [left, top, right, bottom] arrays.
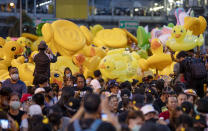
[[90, 79, 101, 91]]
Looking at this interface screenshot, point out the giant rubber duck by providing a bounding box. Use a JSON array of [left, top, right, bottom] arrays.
[[42, 20, 95, 57], [166, 25, 204, 51], [99, 49, 142, 82], [184, 16, 207, 36], [146, 39, 172, 71]]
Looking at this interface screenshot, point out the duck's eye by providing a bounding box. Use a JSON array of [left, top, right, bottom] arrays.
[[11, 47, 16, 51], [54, 73, 59, 78], [107, 66, 110, 69], [173, 30, 176, 33], [181, 30, 183, 33], [102, 46, 106, 50]]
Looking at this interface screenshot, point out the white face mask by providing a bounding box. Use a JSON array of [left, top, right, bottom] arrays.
[[11, 74, 19, 81], [132, 125, 141, 131], [66, 73, 71, 77], [10, 101, 21, 110], [58, 96, 61, 100]]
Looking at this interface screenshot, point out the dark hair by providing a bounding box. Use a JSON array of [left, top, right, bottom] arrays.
[[44, 86, 52, 93], [120, 81, 132, 91], [134, 87, 145, 95], [48, 107, 62, 130], [177, 51, 187, 59], [156, 79, 165, 93], [64, 67, 72, 75], [196, 98, 208, 113], [121, 89, 131, 98], [145, 93, 154, 104], [87, 76, 93, 80], [28, 115, 51, 131], [32, 93, 45, 106], [57, 87, 75, 107], [9, 92, 20, 100], [76, 74, 86, 86], [126, 111, 144, 124], [8, 66, 17, 72], [177, 92, 187, 98], [51, 83, 59, 93], [84, 94, 101, 113], [132, 79, 139, 86], [181, 102, 194, 115], [98, 78, 104, 83], [0, 87, 13, 96], [27, 86, 35, 95], [94, 70, 101, 77], [175, 114, 193, 128]]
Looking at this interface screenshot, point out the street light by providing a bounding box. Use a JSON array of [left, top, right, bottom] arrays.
[[154, 3, 158, 6], [9, 2, 15, 7], [134, 8, 139, 12]]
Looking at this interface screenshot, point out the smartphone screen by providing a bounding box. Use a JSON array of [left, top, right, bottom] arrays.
[[0, 119, 9, 129], [101, 114, 108, 121]]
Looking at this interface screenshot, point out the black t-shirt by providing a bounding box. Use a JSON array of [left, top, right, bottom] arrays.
[[67, 118, 116, 131], [153, 98, 166, 113], [9, 110, 25, 126]]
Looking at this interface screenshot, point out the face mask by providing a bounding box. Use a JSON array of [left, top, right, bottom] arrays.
[[11, 74, 19, 81], [132, 125, 141, 131], [66, 74, 71, 77], [10, 101, 21, 110]]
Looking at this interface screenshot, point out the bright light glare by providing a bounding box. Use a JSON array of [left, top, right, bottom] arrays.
[[9, 2, 14, 7], [134, 8, 139, 12], [154, 3, 158, 6], [36, 0, 52, 7], [168, 0, 174, 2]]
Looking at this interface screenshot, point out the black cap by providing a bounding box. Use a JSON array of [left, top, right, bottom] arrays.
[[132, 94, 144, 108], [38, 41, 48, 50], [193, 114, 207, 127]]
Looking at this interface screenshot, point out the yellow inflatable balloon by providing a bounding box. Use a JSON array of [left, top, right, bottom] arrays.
[[166, 25, 204, 51], [159, 62, 176, 76], [184, 16, 207, 36], [90, 24, 104, 37], [0, 37, 5, 48], [147, 39, 172, 70], [99, 49, 141, 82], [80, 25, 93, 45], [17, 37, 32, 47], [42, 20, 86, 56], [93, 28, 128, 48], [51, 70, 63, 88]]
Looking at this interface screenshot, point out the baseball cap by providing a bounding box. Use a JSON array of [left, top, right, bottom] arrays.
[[34, 88, 45, 94], [141, 104, 156, 115], [20, 93, 32, 103], [184, 89, 197, 96], [28, 104, 42, 116]]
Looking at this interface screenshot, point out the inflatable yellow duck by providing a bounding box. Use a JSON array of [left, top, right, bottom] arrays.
[[93, 28, 128, 48], [99, 49, 142, 82], [184, 16, 207, 36], [147, 39, 172, 71], [42, 20, 96, 57], [0, 41, 24, 68], [17, 37, 32, 47], [90, 24, 104, 37], [0, 37, 5, 48], [80, 25, 93, 45], [166, 25, 204, 51]]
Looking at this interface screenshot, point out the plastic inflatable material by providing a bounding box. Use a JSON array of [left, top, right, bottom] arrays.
[[166, 25, 204, 51]]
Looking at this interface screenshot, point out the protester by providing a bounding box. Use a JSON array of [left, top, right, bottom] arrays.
[[90, 70, 102, 93], [33, 41, 57, 86], [2, 67, 27, 96]]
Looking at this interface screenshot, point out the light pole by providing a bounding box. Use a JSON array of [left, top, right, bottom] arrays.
[[20, 0, 22, 36]]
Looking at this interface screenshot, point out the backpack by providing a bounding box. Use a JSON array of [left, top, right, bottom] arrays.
[[186, 58, 207, 80], [73, 119, 102, 131]]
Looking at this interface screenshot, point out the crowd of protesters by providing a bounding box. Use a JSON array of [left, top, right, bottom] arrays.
[[0, 42, 208, 131]]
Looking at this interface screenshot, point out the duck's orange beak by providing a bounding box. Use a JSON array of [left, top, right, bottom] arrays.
[[100, 64, 105, 69], [175, 34, 181, 38], [151, 39, 161, 50]]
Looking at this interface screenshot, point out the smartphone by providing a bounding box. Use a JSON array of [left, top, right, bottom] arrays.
[[0, 119, 10, 129], [101, 114, 108, 121]]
